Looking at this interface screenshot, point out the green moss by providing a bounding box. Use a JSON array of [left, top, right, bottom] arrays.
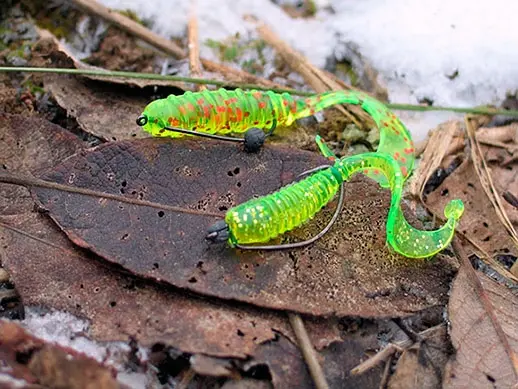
[[21, 78, 45, 95], [116, 9, 152, 28], [205, 35, 267, 69], [335, 61, 359, 87]]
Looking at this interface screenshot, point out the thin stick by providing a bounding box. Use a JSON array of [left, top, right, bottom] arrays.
[[0, 66, 306, 95], [187, 0, 205, 91], [378, 353, 393, 389], [288, 313, 330, 389], [2, 66, 518, 117], [350, 324, 445, 375], [0, 174, 222, 218]]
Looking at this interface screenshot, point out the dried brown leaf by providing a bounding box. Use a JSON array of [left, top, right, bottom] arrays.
[[45, 75, 150, 141], [408, 120, 462, 199], [32, 138, 455, 317], [0, 321, 120, 389], [466, 118, 518, 256], [426, 156, 518, 281], [443, 245, 518, 388], [245, 335, 312, 389], [0, 113, 297, 359]]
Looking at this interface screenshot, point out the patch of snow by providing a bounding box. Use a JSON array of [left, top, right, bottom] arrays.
[[0, 374, 28, 389], [95, 0, 518, 141], [20, 308, 149, 389]]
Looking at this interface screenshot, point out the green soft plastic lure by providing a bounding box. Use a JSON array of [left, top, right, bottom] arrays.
[[137, 88, 415, 186], [205, 92, 464, 259]]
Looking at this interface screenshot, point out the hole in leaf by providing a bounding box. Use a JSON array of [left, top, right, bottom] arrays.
[[440, 188, 449, 196], [158, 211, 165, 218], [110, 301, 117, 307], [188, 277, 197, 283]]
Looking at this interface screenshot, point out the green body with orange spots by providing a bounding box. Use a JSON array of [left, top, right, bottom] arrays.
[[138, 88, 416, 185]]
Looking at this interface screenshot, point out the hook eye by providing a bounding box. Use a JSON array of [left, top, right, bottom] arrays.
[[136, 115, 148, 126]]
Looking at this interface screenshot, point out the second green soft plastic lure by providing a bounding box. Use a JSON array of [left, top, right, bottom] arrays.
[[205, 92, 464, 259]]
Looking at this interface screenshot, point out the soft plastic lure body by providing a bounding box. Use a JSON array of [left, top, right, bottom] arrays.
[[137, 88, 415, 186], [221, 146, 463, 258], [205, 92, 464, 258]]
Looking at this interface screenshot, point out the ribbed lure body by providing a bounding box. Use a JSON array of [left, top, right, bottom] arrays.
[[139, 88, 415, 186], [139, 88, 302, 136], [225, 167, 344, 245], [226, 150, 463, 258]]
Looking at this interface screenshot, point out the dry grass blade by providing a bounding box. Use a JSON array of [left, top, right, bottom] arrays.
[[188, 0, 205, 91], [408, 121, 461, 198], [288, 313, 330, 389], [247, 16, 373, 130], [465, 116, 518, 276]]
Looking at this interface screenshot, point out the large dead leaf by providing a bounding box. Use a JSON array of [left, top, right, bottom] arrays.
[[0, 113, 294, 359], [443, 265, 518, 388], [32, 138, 455, 317], [0, 113, 85, 214], [44, 75, 151, 142]]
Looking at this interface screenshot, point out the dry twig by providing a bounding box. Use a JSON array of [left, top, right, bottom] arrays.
[[350, 324, 445, 376], [187, 1, 205, 91], [0, 174, 222, 218], [288, 313, 330, 389], [248, 16, 373, 130]]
